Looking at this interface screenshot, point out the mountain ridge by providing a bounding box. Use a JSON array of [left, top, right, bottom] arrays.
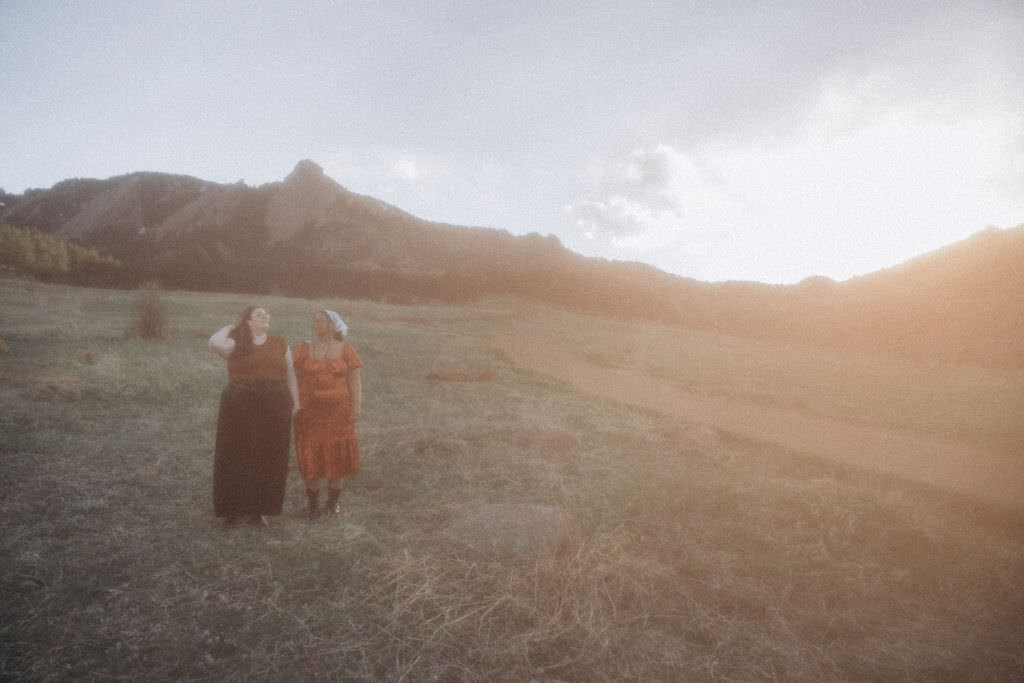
[[2, 161, 1021, 368]]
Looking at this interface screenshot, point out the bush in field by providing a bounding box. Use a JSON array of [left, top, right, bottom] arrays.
[[134, 284, 169, 339]]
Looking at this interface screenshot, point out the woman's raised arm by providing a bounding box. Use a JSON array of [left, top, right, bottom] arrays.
[[285, 346, 300, 416], [209, 325, 236, 360]]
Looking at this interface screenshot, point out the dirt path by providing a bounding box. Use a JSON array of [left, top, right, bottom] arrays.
[[493, 336, 1024, 511]]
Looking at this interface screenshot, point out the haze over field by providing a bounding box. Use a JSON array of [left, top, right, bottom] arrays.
[[3, 0, 1023, 284], [2, 281, 1023, 681]]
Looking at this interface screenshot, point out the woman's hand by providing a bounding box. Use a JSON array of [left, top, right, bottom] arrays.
[[209, 325, 236, 359]]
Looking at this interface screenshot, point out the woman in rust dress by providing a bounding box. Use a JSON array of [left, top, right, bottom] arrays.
[[209, 306, 300, 527], [293, 310, 363, 519]]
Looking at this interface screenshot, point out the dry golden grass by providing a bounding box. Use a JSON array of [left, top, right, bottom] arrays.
[[1, 277, 1022, 681]]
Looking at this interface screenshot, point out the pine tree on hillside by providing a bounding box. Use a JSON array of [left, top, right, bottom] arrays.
[[0, 224, 121, 277]]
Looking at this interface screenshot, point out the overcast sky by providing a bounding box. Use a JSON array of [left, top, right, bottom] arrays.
[[2, 1, 1022, 283]]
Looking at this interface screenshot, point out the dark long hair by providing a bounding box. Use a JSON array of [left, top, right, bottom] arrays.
[[228, 306, 258, 358]]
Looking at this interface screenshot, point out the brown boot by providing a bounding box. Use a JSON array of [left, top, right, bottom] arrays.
[[325, 488, 342, 517]]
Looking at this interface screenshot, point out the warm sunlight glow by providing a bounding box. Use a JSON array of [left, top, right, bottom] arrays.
[[2, 2, 1021, 283]]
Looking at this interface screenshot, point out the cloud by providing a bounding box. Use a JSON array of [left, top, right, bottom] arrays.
[[564, 40, 1024, 285], [391, 158, 420, 181], [567, 144, 742, 252], [712, 69, 1024, 270], [321, 147, 515, 228], [323, 148, 453, 193]]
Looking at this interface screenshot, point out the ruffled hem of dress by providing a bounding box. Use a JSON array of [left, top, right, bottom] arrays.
[[296, 439, 360, 478]]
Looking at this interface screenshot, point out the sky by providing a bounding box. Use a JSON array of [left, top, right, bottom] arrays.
[[2, 1, 1023, 284]]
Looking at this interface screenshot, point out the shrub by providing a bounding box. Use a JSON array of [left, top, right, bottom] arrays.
[[134, 283, 169, 339]]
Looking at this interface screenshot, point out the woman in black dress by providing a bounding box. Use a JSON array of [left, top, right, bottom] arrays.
[[209, 306, 299, 527]]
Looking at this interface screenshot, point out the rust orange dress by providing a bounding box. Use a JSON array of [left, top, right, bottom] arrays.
[[293, 342, 363, 479]]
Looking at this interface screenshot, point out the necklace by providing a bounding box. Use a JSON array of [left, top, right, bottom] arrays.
[[311, 339, 336, 360]]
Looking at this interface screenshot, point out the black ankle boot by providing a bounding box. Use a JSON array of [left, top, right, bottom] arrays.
[[306, 489, 321, 520], [247, 515, 269, 528], [325, 488, 341, 516]]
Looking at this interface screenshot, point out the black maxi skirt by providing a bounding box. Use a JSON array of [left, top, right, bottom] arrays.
[[213, 380, 292, 518]]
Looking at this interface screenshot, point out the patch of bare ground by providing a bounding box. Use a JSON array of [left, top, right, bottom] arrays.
[[492, 335, 1024, 511], [426, 356, 502, 383]]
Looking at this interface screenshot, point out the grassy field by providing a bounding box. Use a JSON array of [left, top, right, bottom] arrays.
[[1, 277, 1022, 682]]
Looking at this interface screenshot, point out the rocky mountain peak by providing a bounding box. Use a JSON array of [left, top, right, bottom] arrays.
[[265, 160, 344, 242], [285, 159, 325, 183]]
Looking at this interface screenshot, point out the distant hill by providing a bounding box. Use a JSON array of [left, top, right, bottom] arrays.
[[2, 161, 1021, 368], [826, 227, 1024, 366]]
